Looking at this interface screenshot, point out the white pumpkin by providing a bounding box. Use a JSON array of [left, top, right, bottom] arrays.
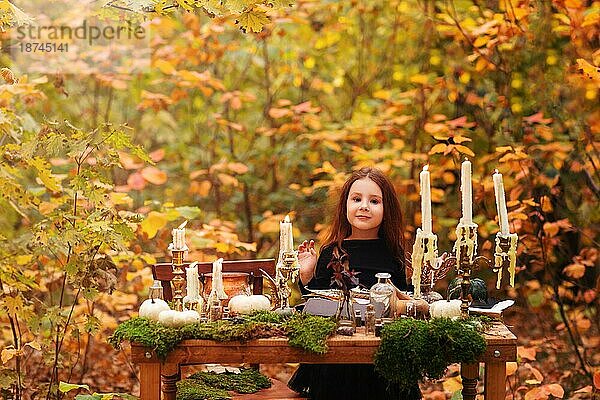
[[158, 310, 179, 327], [181, 310, 200, 324], [228, 294, 272, 315], [430, 299, 462, 319], [139, 298, 171, 321]]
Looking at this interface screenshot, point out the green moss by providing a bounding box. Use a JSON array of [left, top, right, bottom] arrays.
[[176, 379, 231, 400], [187, 368, 271, 394], [284, 313, 337, 354], [374, 317, 487, 388], [109, 311, 334, 359]]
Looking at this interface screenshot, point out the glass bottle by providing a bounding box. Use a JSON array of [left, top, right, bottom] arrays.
[[369, 273, 395, 317], [365, 304, 376, 336]]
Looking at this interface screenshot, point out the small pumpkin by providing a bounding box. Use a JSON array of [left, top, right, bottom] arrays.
[[448, 277, 488, 302], [430, 299, 462, 319], [228, 294, 271, 315], [139, 298, 170, 321], [158, 310, 179, 327]]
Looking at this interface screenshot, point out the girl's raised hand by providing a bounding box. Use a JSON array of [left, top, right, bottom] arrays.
[[298, 239, 317, 284]]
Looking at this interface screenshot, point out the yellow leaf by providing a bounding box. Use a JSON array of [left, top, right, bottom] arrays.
[[176, 0, 196, 12], [141, 167, 168, 185], [16, 255, 33, 265], [373, 89, 391, 100], [24, 341, 41, 351], [576, 59, 600, 83], [236, 9, 270, 33], [28, 157, 61, 192], [1, 348, 17, 364], [39, 201, 58, 215], [442, 376, 462, 393], [454, 144, 475, 157], [495, 146, 513, 153], [473, 35, 490, 48], [140, 211, 167, 239], [409, 74, 429, 84], [214, 242, 229, 253], [109, 192, 133, 207]]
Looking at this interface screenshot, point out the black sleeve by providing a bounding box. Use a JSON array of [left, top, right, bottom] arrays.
[[306, 245, 334, 290]]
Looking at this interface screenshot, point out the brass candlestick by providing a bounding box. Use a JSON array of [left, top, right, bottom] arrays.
[[171, 249, 186, 312], [262, 250, 300, 313], [442, 231, 516, 319], [276, 251, 299, 312]]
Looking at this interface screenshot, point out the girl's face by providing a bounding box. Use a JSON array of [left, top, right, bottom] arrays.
[[346, 177, 384, 239]]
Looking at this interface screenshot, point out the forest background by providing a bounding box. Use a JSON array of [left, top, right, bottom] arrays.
[[0, 0, 599, 399]]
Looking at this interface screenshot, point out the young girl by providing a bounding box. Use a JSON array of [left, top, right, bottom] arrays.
[[288, 167, 429, 400]]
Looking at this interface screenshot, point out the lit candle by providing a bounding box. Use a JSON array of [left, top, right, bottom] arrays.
[[460, 159, 473, 225], [420, 165, 432, 233], [493, 170, 510, 235], [280, 215, 294, 253]]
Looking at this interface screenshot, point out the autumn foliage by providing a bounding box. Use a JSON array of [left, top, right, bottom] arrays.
[[0, 0, 599, 399]]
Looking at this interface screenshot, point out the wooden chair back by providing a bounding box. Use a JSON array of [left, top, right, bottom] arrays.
[[152, 259, 276, 301]]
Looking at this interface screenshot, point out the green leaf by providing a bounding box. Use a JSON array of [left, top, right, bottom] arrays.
[[59, 381, 90, 393], [174, 206, 201, 219]]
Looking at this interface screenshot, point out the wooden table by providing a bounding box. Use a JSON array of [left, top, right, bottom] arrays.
[[130, 322, 516, 400]]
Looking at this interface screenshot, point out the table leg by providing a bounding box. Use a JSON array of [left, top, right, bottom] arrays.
[[484, 361, 507, 400], [139, 363, 161, 400], [161, 364, 180, 400], [461, 362, 479, 400]]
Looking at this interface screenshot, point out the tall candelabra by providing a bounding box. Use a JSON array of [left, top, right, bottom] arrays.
[[441, 230, 516, 319], [170, 249, 186, 312]]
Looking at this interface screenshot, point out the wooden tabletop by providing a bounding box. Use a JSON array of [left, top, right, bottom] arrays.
[[130, 322, 517, 365]]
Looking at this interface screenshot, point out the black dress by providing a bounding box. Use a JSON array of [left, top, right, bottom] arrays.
[[288, 238, 422, 400]]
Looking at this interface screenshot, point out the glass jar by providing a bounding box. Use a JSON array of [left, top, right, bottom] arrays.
[[369, 273, 395, 317]]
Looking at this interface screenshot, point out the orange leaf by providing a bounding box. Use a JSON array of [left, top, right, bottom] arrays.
[[524, 387, 547, 400], [545, 384, 564, 398], [424, 122, 447, 134], [227, 162, 249, 174], [518, 346, 537, 361], [453, 144, 475, 157], [593, 371, 600, 389], [118, 151, 144, 170], [268, 107, 292, 119], [562, 263, 586, 279], [127, 171, 146, 190], [429, 143, 448, 155], [149, 148, 165, 163], [506, 362, 518, 376], [141, 167, 168, 185]]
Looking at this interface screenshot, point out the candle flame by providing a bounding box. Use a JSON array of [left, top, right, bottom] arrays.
[[178, 221, 188, 229], [284, 214, 291, 223], [494, 169, 499, 174], [423, 165, 429, 171]]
